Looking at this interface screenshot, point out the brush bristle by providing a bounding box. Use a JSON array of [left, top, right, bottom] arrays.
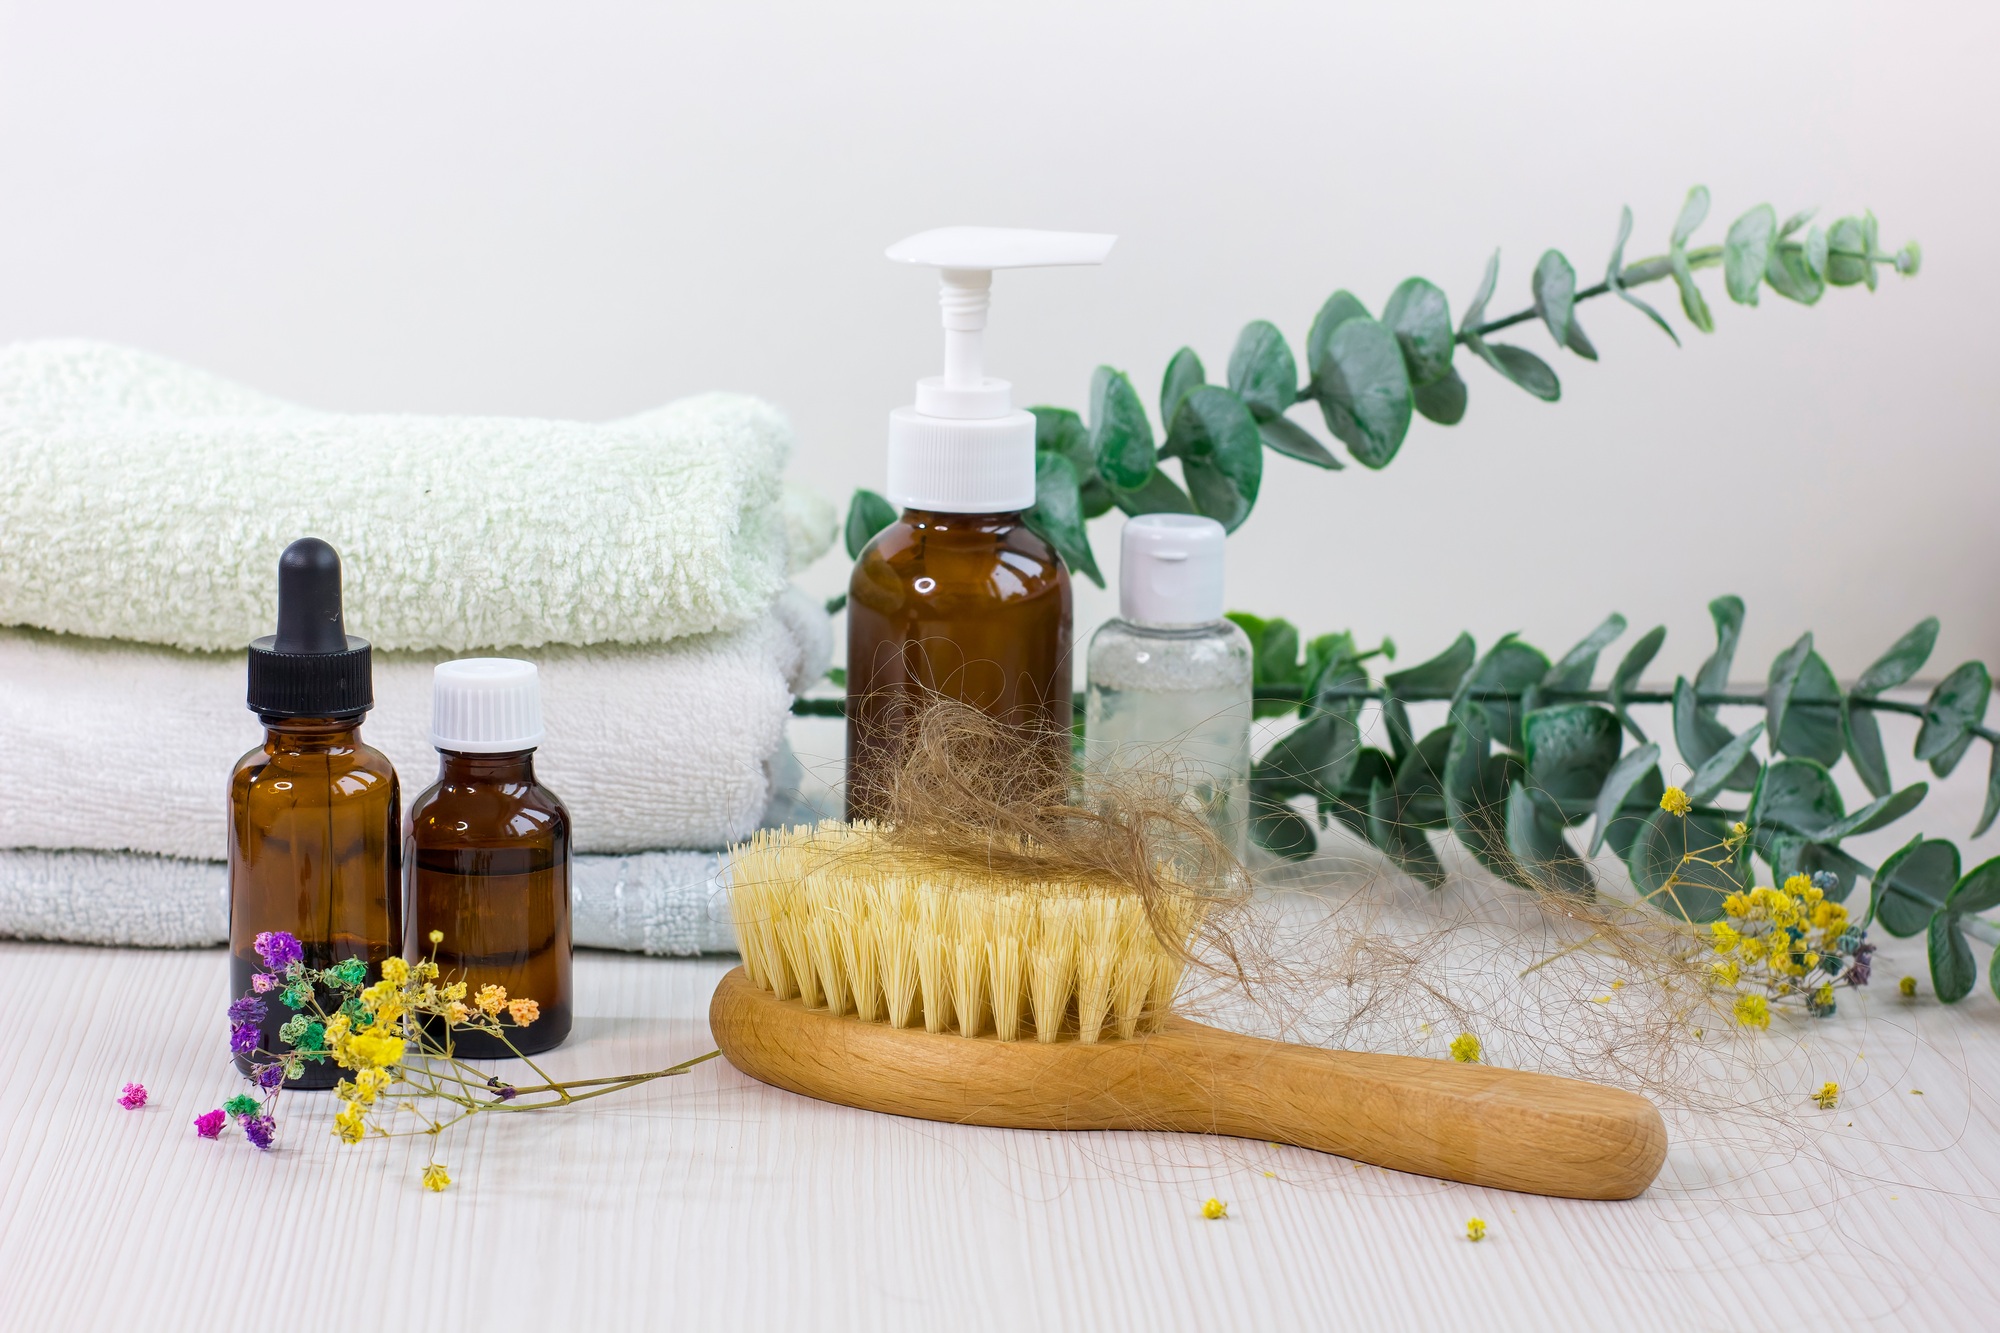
[[729, 822, 1202, 1042]]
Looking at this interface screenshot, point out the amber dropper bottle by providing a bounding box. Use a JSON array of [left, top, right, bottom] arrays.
[[845, 226, 1115, 817], [404, 659, 572, 1058], [229, 538, 401, 1089]]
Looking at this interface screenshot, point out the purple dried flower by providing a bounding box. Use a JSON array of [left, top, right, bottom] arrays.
[[253, 1062, 286, 1091], [251, 972, 275, 993], [228, 995, 267, 1025], [1847, 940, 1876, 988], [253, 931, 303, 972], [117, 1082, 148, 1110], [194, 1108, 227, 1139], [242, 1113, 276, 1151], [230, 1022, 261, 1056]]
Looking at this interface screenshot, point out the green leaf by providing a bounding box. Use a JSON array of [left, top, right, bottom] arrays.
[[1159, 348, 1206, 428], [1382, 698, 1417, 764], [843, 488, 898, 560], [1861, 211, 1881, 292], [1505, 781, 1593, 895], [1670, 251, 1715, 334], [823, 594, 847, 617], [1814, 782, 1927, 843], [1946, 855, 2000, 915], [1696, 596, 1745, 694], [1444, 720, 1520, 878], [1609, 624, 1667, 740], [1411, 368, 1468, 425], [1322, 746, 1395, 837], [1256, 415, 1341, 469], [1993, 943, 2000, 1003], [1843, 698, 1892, 799], [1382, 277, 1455, 386], [1523, 704, 1623, 820], [1453, 634, 1552, 750], [1169, 386, 1264, 532], [1764, 241, 1825, 306], [1394, 725, 1456, 830], [1032, 406, 1112, 518], [1590, 742, 1661, 856], [1111, 469, 1197, 517], [1313, 317, 1414, 468], [1671, 186, 1711, 246], [1804, 224, 1830, 280], [1023, 452, 1103, 587], [1930, 731, 1977, 780], [1545, 613, 1627, 693], [1673, 676, 1760, 792], [1857, 618, 1938, 695], [1386, 633, 1476, 701], [1869, 835, 1959, 937], [1468, 340, 1561, 402], [1088, 367, 1157, 490], [1227, 321, 1298, 422], [1928, 911, 1975, 1003], [1628, 807, 1744, 922], [1914, 661, 1992, 765], [1747, 757, 1845, 839], [1824, 216, 1869, 287], [1250, 796, 1318, 860], [1765, 632, 1813, 742], [1459, 251, 1499, 333], [1774, 649, 1844, 766], [1605, 205, 1680, 346], [1531, 250, 1597, 360], [1686, 721, 1765, 806], [1229, 613, 1300, 686], [1778, 207, 1818, 238], [1977, 744, 2000, 840], [1254, 660, 1367, 800], [1368, 775, 1447, 888], [1723, 204, 1775, 305], [1306, 290, 1372, 388]]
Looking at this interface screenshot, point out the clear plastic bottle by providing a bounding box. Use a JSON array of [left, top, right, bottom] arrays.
[[1085, 515, 1252, 862]]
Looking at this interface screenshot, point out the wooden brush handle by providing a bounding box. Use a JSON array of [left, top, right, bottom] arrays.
[[711, 968, 1666, 1200]]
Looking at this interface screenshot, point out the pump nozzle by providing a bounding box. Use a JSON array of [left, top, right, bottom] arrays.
[[883, 226, 1117, 512]]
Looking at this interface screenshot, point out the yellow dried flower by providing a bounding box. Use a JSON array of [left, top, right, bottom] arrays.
[[443, 1001, 471, 1025], [1812, 984, 1834, 1007], [1738, 936, 1767, 964], [1899, 976, 1917, 997], [1733, 994, 1770, 1029], [346, 1031, 407, 1070], [428, 929, 444, 945], [1813, 1082, 1840, 1110], [1729, 821, 1749, 839], [1449, 1032, 1481, 1063], [1710, 960, 1740, 987], [382, 956, 410, 986], [335, 1102, 366, 1144], [1466, 1217, 1487, 1242], [441, 981, 467, 1002], [475, 984, 508, 1016], [1659, 787, 1692, 818], [422, 1162, 451, 1193], [1722, 891, 1754, 919], [1200, 1197, 1228, 1220], [1709, 921, 1740, 954], [355, 1068, 390, 1105], [507, 997, 541, 1026]]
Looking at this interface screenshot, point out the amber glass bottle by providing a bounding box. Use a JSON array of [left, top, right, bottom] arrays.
[[846, 507, 1073, 820], [230, 538, 400, 1090], [405, 747, 573, 1057]]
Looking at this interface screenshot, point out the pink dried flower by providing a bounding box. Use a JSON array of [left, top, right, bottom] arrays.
[[194, 1108, 227, 1139], [251, 973, 275, 993], [118, 1082, 148, 1110]]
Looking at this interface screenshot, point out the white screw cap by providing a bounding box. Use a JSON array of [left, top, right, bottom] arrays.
[[1120, 514, 1227, 627], [430, 658, 544, 753]]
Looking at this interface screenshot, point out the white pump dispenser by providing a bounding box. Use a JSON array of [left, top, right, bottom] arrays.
[[884, 226, 1117, 513]]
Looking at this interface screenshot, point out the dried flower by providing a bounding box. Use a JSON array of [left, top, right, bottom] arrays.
[[253, 1063, 286, 1091], [507, 998, 541, 1027], [194, 1109, 227, 1138], [117, 1082, 148, 1109], [344, 1031, 407, 1070], [242, 1113, 276, 1151], [227, 995, 267, 1026], [1449, 1032, 1481, 1063], [1200, 1197, 1227, 1219], [230, 1023, 261, 1056], [1466, 1217, 1487, 1242], [474, 984, 508, 1016], [251, 973, 275, 993], [1659, 787, 1692, 818], [224, 1094, 261, 1118], [422, 1163, 452, 1192], [1813, 1082, 1840, 1110], [428, 929, 444, 945], [1899, 976, 1917, 997], [335, 1103, 366, 1145], [1733, 994, 1770, 1029], [253, 931, 303, 973]]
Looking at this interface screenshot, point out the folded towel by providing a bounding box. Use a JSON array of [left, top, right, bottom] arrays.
[[0, 339, 833, 652], [0, 846, 738, 955], [0, 587, 833, 861]]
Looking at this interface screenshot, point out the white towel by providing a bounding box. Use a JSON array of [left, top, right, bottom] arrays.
[[0, 339, 833, 652], [0, 586, 833, 861], [0, 846, 738, 955]]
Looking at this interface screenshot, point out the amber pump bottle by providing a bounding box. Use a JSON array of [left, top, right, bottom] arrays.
[[229, 538, 400, 1089], [404, 658, 572, 1058], [845, 226, 1116, 817]]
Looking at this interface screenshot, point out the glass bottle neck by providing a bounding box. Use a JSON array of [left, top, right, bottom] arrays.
[[436, 749, 538, 783], [900, 507, 1025, 533], [260, 715, 365, 752], [1117, 616, 1228, 638]]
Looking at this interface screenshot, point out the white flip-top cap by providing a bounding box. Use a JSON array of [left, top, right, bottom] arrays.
[[1120, 514, 1227, 627], [885, 226, 1116, 514], [430, 658, 544, 753]]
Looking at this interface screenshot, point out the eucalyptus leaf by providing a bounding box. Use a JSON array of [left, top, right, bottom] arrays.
[[1825, 216, 1869, 286], [1929, 911, 1976, 1003], [1671, 185, 1711, 247], [1469, 339, 1562, 402], [1306, 290, 1372, 387], [1764, 241, 1825, 306], [1765, 632, 1814, 743], [1686, 721, 1765, 806], [1412, 368, 1469, 425], [1747, 757, 1845, 838], [1256, 415, 1341, 468], [1946, 855, 2000, 915], [1023, 452, 1103, 587], [1590, 742, 1661, 856], [843, 488, 898, 560], [1723, 204, 1775, 305], [1670, 252, 1716, 333], [1605, 205, 1682, 344], [1843, 697, 1893, 799], [1674, 676, 1760, 791], [1545, 613, 1628, 692], [1778, 207, 1818, 238], [1930, 731, 1977, 779], [1368, 776, 1448, 888], [1386, 633, 1476, 701], [1805, 224, 1830, 280], [1861, 212, 1881, 291], [1914, 661, 1992, 763], [1170, 386, 1264, 531], [1532, 251, 1578, 350], [1032, 406, 1112, 517], [1610, 625, 1667, 740], [1869, 835, 1959, 937], [1628, 807, 1742, 922], [1315, 317, 1414, 467], [1227, 321, 1298, 422], [1770, 644, 1844, 766], [1977, 744, 2000, 840], [1459, 251, 1499, 333], [1523, 704, 1623, 819], [1088, 366, 1157, 490], [1382, 277, 1455, 386], [1814, 782, 1927, 843], [1251, 796, 1318, 860], [1696, 596, 1746, 694], [1159, 347, 1206, 430], [1394, 726, 1456, 830], [1505, 781, 1594, 895], [1453, 634, 1552, 750], [1857, 618, 1939, 695], [1112, 468, 1198, 517]]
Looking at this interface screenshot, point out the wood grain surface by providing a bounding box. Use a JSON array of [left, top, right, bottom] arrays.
[[711, 967, 1667, 1199]]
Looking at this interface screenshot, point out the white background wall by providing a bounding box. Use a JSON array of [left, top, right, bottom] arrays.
[[0, 0, 1992, 685]]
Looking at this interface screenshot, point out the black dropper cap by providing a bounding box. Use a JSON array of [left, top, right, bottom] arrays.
[[246, 537, 373, 719]]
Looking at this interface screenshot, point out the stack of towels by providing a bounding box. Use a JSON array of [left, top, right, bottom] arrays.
[[0, 340, 838, 953]]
